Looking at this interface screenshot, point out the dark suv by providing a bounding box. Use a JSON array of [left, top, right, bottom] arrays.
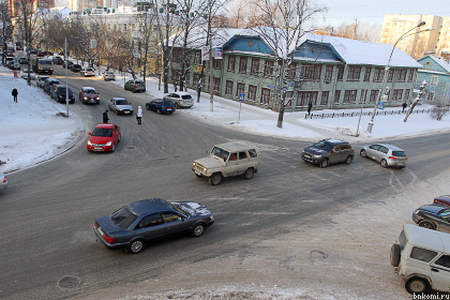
[[302, 138, 355, 168]]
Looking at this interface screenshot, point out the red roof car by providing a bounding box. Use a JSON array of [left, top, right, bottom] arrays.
[[87, 123, 121, 152]]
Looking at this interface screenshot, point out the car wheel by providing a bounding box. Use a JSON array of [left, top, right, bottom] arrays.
[[157, 109, 162, 114], [360, 149, 367, 157], [191, 223, 205, 237], [175, 103, 180, 109], [406, 278, 428, 294], [209, 173, 222, 186], [128, 239, 145, 254], [380, 159, 388, 168], [419, 221, 436, 230], [390, 243, 401, 267], [111, 143, 116, 152], [345, 156, 353, 164], [319, 159, 329, 168], [244, 168, 255, 180], [118, 134, 121, 142]]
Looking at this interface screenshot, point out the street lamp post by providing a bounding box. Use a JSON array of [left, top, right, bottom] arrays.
[[367, 21, 427, 133]]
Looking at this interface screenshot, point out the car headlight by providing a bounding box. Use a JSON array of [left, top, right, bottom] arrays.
[[96, 97, 100, 100], [87, 140, 92, 146], [83, 96, 88, 100], [105, 141, 112, 146]]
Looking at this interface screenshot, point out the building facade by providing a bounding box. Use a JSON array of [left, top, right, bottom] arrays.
[[380, 14, 449, 60], [417, 56, 450, 106], [170, 28, 422, 112]]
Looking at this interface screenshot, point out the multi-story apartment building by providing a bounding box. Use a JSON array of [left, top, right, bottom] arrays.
[[7, 0, 55, 16], [68, 0, 133, 13], [380, 14, 449, 60], [169, 27, 421, 111]]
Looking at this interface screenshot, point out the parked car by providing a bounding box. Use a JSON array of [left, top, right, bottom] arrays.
[[145, 99, 175, 114], [6, 60, 20, 70], [192, 140, 259, 186], [18, 57, 28, 64], [36, 75, 49, 88], [102, 71, 115, 81], [412, 204, 450, 233], [163, 92, 194, 108], [52, 56, 64, 65], [302, 138, 355, 168], [434, 195, 450, 207], [43, 78, 60, 94], [64, 60, 74, 68], [21, 70, 36, 80], [80, 67, 95, 77], [79, 87, 100, 104], [69, 64, 82, 72], [390, 224, 450, 293], [108, 97, 133, 115], [87, 123, 121, 152], [93, 198, 214, 254], [0, 172, 8, 192], [360, 143, 408, 168], [50, 85, 75, 104], [124, 79, 146, 93]]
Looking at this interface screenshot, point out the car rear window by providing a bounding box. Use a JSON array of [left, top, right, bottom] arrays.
[[410, 246, 438, 262], [392, 151, 406, 157], [181, 95, 192, 100], [111, 206, 138, 229]]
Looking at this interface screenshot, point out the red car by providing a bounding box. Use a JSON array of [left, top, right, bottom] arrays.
[[87, 123, 121, 152], [79, 87, 100, 104]]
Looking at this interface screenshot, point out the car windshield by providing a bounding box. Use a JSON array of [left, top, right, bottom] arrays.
[[170, 202, 189, 218], [211, 146, 229, 161], [57, 87, 73, 95], [392, 150, 406, 157], [111, 206, 138, 229], [84, 89, 96, 94], [92, 128, 112, 137], [163, 100, 174, 106], [116, 100, 129, 105], [40, 60, 52, 65], [312, 140, 334, 151]]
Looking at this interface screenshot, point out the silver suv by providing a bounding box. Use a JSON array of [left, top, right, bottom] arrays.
[[302, 138, 354, 168], [163, 92, 193, 108], [359, 143, 407, 168], [192, 141, 258, 186]]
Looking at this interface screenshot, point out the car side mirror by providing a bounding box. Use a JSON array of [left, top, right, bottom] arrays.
[[88, 132, 92, 135]]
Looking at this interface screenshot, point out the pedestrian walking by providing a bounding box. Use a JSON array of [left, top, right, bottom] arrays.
[[12, 88, 18, 103], [136, 106, 143, 125], [402, 101, 407, 112], [103, 110, 109, 123], [307, 100, 313, 116]]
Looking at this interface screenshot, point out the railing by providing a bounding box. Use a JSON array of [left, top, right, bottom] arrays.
[[305, 108, 432, 119]]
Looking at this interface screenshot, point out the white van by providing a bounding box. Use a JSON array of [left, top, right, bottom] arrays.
[[391, 224, 450, 293]]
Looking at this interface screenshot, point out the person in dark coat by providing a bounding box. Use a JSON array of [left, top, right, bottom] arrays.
[[307, 101, 313, 115], [402, 101, 407, 112], [103, 110, 109, 123], [12, 88, 18, 103]]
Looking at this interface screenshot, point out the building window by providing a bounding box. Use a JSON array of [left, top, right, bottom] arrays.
[[320, 91, 329, 106], [225, 80, 233, 95], [248, 85, 257, 101], [264, 60, 274, 76], [287, 63, 297, 80], [337, 66, 344, 81], [250, 58, 260, 75], [343, 90, 357, 103], [236, 82, 245, 97], [239, 57, 247, 74], [300, 64, 321, 81], [333, 90, 341, 104], [374, 68, 384, 82], [227, 55, 236, 72], [404, 89, 410, 101], [393, 89, 403, 101], [193, 73, 201, 87], [360, 89, 368, 103], [395, 69, 407, 82], [325, 66, 333, 82], [213, 77, 221, 92], [213, 59, 222, 70], [260, 88, 270, 104], [193, 51, 201, 65], [295, 92, 317, 107], [427, 91, 435, 102], [408, 70, 415, 82], [172, 48, 183, 63], [430, 75, 439, 86], [364, 67, 371, 82], [347, 66, 361, 81], [369, 90, 379, 103]]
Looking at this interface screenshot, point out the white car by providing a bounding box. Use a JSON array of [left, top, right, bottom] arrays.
[[80, 67, 95, 77], [102, 71, 115, 81], [0, 172, 8, 192], [163, 92, 194, 108], [21, 70, 36, 80]]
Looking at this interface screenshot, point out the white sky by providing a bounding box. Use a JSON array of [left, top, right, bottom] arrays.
[[312, 0, 450, 27], [2, 65, 450, 174]]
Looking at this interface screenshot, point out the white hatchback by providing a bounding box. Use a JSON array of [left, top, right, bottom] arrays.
[[163, 92, 194, 108]]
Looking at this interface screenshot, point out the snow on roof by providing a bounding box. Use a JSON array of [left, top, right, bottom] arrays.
[[172, 26, 421, 68], [424, 55, 450, 73]]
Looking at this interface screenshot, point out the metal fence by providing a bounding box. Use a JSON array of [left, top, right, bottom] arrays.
[[305, 108, 432, 119]]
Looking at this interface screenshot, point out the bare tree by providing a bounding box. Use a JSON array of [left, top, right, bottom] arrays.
[[0, 2, 12, 65], [250, 0, 325, 128], [318, 21, 381, 42]]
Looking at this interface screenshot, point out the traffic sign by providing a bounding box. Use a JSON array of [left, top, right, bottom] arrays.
[[238, 93, 245, 101]]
